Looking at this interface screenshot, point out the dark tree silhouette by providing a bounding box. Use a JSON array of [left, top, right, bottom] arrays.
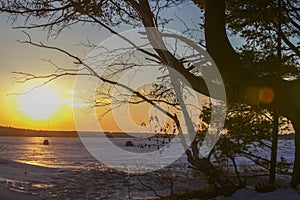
[[193, 0, 300, 188]]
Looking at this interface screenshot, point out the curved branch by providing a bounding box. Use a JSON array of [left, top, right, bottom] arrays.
[[281, 33, 300, 57]]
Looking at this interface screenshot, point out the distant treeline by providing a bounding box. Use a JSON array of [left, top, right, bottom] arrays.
[[0, 126, 295, 139], [0, 126, 154, 138], [0, 126, 78, 137]]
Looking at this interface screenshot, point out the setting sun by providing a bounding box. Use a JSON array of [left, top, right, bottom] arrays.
[[17, 86, 60, 120]]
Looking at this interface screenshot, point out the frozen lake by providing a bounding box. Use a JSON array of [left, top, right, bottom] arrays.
[[0, 136, 296, 199], [0, 136, 295, 171], [0, 136, 189, 171], [0, 136, 203, 199]]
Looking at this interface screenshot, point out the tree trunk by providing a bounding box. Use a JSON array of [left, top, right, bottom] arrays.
[[133, 0, 240, 196], [270, 2, 281, 184], [186, 150, 239, 196], [270, 113, 279, 184], [291, 120, 300, 188], [204, 0, 255, 86]]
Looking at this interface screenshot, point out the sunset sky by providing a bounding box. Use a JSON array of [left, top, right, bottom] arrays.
[[0, 14, 103, 131], [0, 4, 207, 132]]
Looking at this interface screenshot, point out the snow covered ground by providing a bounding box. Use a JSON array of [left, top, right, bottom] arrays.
[[216, 188, 300, 200], [0, 136, 299, 199]]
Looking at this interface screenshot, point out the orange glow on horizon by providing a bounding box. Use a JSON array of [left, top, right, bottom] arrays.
[[0, 84, 77, 131]]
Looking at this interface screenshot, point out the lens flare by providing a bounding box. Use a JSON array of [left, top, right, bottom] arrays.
[[259, 87, 275, 104]]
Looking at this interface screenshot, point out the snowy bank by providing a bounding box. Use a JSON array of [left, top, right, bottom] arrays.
[[0, 159, 57, 200], [216, 188, 300, 200]]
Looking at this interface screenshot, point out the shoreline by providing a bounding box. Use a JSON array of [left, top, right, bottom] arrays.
[[0, 126, 295, 139], [0, 185, 39, 200], [0, 126, 155, 138], [0, 158, 300, 199], [0, 159, 58, 200]]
